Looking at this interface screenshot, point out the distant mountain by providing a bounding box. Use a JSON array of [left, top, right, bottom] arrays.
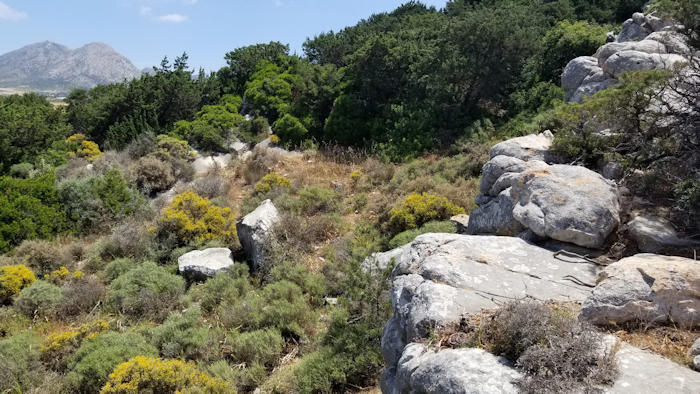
[[0, 41, 142, 95]]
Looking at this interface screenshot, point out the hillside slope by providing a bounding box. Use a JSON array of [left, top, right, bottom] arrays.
[[0, 41, 142, 94]]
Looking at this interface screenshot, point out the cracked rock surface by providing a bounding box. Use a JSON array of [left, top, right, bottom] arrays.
[[381, 233, 600, 391]]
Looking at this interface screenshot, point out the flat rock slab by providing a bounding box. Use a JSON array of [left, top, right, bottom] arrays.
[[607, 343, 700, 393], [178, 248, 234, 280], [489, 131, 554, 162], [193, 154, 232, 175], [382, 234, 600, 389]]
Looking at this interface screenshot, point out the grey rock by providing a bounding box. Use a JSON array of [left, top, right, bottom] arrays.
[[450, 214, 470, 234], [602, 51, 687, 79], [689, 338, 700, 357], [192, 154, 232, 175], [236, 200, 280, 271], [489, 131, 554, 162], [602, 161, 624, 180], [596, 40, 667, 65], [382, 234, 599, 392], [361, 244, 409, 274], [617, 13, 654, 43], [562, 56, 601, 101], [570, 78, 619, 104], [177, 248, 234, 280], [628, 214, 697, 253], [694, 355, 700, 372], [384, 343, 521, 394], [607, 343, 700, 393], [580, 254, 700, 327], [511, 163, 620, 249], [466, 189, 523, 236], [229, 140, 249, 155], [646, 31, 691, 54]]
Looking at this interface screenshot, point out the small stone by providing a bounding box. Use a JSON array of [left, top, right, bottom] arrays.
[[450, 214, 470, 234]]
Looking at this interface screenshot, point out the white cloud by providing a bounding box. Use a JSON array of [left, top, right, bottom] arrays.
[[0, 1, 27, 21], [156, 13, 188, 23]]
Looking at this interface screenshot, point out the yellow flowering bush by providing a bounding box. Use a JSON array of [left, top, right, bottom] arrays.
[[269, 134, 281, 145], [389, 193, 465, 233], [67, 134, 103, 162], [254, 172, 291, 195], [41, 320, 109, 369], [350, 170, 363, 183], [101, 356, 234, 394], [44, 266, 84, 284], [159, 191, 237, 244], [0, 265, 36, 303]]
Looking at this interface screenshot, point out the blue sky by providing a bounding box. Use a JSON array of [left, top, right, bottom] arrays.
[[0, 0, 447, 71]]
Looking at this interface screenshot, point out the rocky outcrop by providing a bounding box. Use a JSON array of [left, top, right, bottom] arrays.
[[562, 13, 689, 103], [383, 343, 521, 394], [627, 214, 697, 253], [511, 164, 620, 249], [362, 244, 410, 274], [468, 151, 620, 248], [236, 200, 280, 271], [381, 233, 600, 391], [192, 154, 232, 175], [488, 130, 554, 161], [177, 248, 234, 280], [580, 254, 700, 327]]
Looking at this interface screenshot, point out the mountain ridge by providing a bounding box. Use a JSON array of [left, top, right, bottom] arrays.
[[0, 41, 142, 95]]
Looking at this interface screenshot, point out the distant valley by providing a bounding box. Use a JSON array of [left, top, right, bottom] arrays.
[[0, 41, 142, 96]]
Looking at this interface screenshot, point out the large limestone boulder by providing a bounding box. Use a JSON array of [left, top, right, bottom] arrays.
[[628, 214, 697, 253], [616, 12, 669, 43], [602, 50, 687, 79], [610, 343, 700, 393], [177, 248, 234, 280], [562, 56, 600, 96], [382, 343, 521, 394], [361, 244, 409, 274], [595, 40, 667, 64], [489, 131, 554, 162], [580, 254, 700, 327], [466, 189, 523, 236], [511, 164, 620, 249], [236, 200, 280, 271], [381, 234, 600, 389], [193, 153, 232, 175]]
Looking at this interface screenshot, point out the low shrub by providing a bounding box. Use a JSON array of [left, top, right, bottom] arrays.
[[14, 280, 63, 317], [9, 162, 34, 178], [205, 359, 267, 392], [268, 261, 326, 302], [273, 113, 308, 144], [0, 265, 36, 304], [102, 222, 154, 260], [225, 328, 284, 366], [187, 264, 251, 312], [297, 186, 339, 214], [155, 134, 197, 162], [132, 155, 176, 194], [58, 276, 106, 317], [483, 301, 618, 393], [41, 320, 110, 371], [239, 147, 280, 185], [0, 333, 43, 393], [254, 172, 292, 195], [67, 331, 158, 393], [388, 193, 465, 233], [103, 258, 137, 282], [388, 220, 457, 249], [101, 356, 234, 394], [106, 261, 185, 321], [157, 191, 237, 246], [147, 307, 219, 361], [191, 174, 232, 199], [12, 239, 71, 276]]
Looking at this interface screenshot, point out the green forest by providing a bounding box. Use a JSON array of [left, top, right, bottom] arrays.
[[0, 0, 698, 393]]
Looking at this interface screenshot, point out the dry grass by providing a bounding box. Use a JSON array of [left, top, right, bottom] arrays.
[[607, 323, 699, 368]]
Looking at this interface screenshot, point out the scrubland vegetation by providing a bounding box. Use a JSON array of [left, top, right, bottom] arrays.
[[0, 0, 698, 392]]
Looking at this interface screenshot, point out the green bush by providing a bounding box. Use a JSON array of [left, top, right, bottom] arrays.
[[388, 193, 465, 233], [297, 186, 339, 214], [9, 162, 35, 178], [13, 239, 71, 276], [268, 261, 326, 302], [273, 113, 308, 144], [187, 264, 251, 312], [131, 155, 176, 194], [254, 172, 291, 195], [0, 333, 43, 393], [14, 280, 63, 317], [147, 306, 219, 361], [226, 328, 284, 366], [0, 175, 67, 252], [68, 331, 158, 393], [219, 280, 315, 339], [388, 220, 457, 249], [57, 276, 106, 318], [103, 258, 137, 282], [106, 261, 185, 321]]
